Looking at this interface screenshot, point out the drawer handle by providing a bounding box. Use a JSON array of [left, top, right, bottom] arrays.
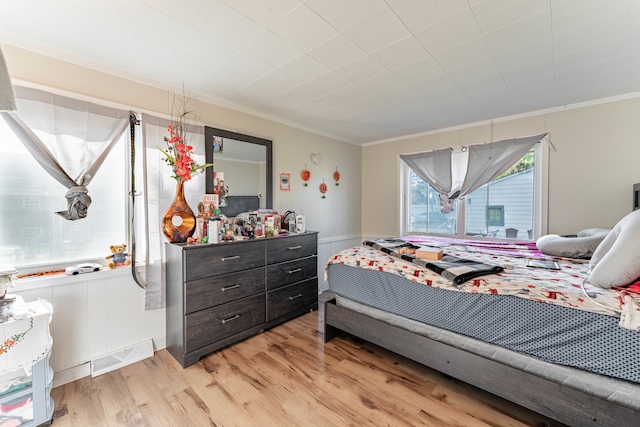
[[288, 268, 302, 274], [221, 284, 240, 292], [289, 293, 303, 300], [221, 255, 240, 261], [288, 245, 302, 250], [221, 314, 241, 324]]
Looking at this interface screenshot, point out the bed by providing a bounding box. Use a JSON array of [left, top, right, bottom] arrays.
[[323, 236, 640, 427]]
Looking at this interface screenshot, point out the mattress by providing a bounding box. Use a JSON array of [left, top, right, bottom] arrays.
[[333, 294, 640, 412], [327, 262, 640, 384]]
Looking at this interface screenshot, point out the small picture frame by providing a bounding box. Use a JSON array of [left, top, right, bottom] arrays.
[[280, 173, 290, 191], [212, 136, 223, 154]]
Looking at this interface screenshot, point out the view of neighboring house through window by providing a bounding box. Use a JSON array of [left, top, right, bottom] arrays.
[[0, 119, 126, 269], [405, 149, 539, 240]]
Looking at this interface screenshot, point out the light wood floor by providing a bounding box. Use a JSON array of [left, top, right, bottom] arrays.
[[50, 307, 562, 426]]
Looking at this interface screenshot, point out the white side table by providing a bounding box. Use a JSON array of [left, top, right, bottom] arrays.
[[0, 297, 53, 426]]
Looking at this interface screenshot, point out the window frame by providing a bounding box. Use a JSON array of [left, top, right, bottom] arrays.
[[399, 138, 549, 240], [0, 84, 133, 276]]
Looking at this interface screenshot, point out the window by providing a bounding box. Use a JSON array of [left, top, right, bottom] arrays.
[[402, 143, 548, 240], [0, 119, 127, 269], [487, 205, 505, 226]]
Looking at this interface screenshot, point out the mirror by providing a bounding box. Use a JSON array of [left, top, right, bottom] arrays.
[[205, 126, 273, 217]]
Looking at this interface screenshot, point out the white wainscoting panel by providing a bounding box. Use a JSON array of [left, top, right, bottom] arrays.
[[317, 234, 362, 293], [13, 268, 165, 387], [10, 235, 361, 386]]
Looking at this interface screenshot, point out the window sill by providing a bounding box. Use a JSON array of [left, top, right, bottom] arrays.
[[14, 266, 133, 292]]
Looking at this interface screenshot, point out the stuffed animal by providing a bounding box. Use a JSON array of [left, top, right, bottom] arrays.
[[106, 244, 131, 269]]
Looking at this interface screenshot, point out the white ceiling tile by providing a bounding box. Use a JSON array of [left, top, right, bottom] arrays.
[[331, 85, 376, 104], [448, 57, 501, 86], [472, 0, 549, 32], [220, 51, 273, 81], [152, 51, 219, 88], [393, 57, 442, 84], [433, 37, 492, 71], [554, 78, 604, 105], [278, 54, 332, 83], [500, 58, 554, 85], [304, 0, 387, 32], [410, 73, 460, 102], [242, 30, 302, 68], [371, 36, 430, 71], [288, 99, 336, 116], [270, 4, 339, 52], [433, 96, 481, 119], [610, 51, 640, 72], [359, 72, 407, 95], [508, 75, 555, 104], [196, 68, 251, 99], [3, 0, 640, 144], [257, 86, 318, 109], [193, 0, 265, 50], [220, 0, 301, 27], [602, 59, 640, 94], [554, 61, 609, 87], [226, 68, 302, 106], [552, 0, 632, 34], [615, 32, 640, 57], [0, 12, 37, 42], [554, 41, 616, 72], [58, 0, 125, 23], [117, 0, 187, 46], [468, 86, 516, 117], [414, 8, 482, 54], [623, 0, 640, 36], [335, 56, 388, 83], [377, 84, 423, 105], [307, 35, 367, 70], [348, 95, 393, 113], [386, 0, 469, 34], [282, 72, 352, 103], [553, 16, 627, 56], [343, 7, 412, 54], [174, 29, 237, 66], [484, 11, 551, 55], [493, 39, 553, 74]]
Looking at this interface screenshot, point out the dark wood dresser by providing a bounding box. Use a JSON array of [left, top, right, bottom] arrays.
[[165, 231, 318, 368]]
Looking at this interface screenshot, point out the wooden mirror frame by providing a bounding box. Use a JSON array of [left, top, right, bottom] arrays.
[[204, 126, 273, 210]]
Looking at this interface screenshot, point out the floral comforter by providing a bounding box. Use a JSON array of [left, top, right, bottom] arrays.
[[326, 237, 640, 331]]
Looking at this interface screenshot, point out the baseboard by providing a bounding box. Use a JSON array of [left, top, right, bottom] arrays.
[[52, 363, 91, 388]]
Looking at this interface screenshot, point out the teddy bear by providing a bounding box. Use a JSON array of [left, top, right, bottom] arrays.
[[106, 244, 131, 269]]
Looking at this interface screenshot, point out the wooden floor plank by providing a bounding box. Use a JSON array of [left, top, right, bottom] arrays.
[[49, 310, 561, 426]]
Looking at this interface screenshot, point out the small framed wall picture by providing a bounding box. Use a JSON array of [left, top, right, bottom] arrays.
[[280, 173, 291, 191]]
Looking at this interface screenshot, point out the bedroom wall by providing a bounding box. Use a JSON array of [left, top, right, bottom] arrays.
[[3, 44, 362, 384], [362, 96, 640, 238]]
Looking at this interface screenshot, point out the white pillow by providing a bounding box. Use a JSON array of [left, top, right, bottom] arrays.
[[589, 210, 640, 288], [536, 228, 609, 259]]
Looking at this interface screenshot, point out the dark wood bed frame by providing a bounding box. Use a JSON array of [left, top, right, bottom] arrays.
[[323, 298, 639, 427]]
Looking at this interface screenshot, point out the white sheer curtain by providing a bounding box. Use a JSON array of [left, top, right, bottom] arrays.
[[136, 113, 206, 310], [401, 133, 547, 213], [0, 86, 129, 220]]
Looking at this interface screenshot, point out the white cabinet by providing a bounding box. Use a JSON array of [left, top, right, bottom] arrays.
[[0, 298, 54, 426]]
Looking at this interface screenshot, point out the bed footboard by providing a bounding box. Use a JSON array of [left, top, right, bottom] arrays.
[[323, 298, 638, 427]]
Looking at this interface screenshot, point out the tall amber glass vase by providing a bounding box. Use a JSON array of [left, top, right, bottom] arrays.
[[162, 183, 196, 243]]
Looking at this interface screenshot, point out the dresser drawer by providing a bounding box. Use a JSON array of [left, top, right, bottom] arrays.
[[185, 240, 266, 281], [267, 279, 317, 321], [185, 267, 265, 314], [266, 256, 317, 290], [266, 233, 317, 264], [185, 294, 265, 351]]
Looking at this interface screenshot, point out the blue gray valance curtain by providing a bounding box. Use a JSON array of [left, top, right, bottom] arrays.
[[400, 133, 548, 213]]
